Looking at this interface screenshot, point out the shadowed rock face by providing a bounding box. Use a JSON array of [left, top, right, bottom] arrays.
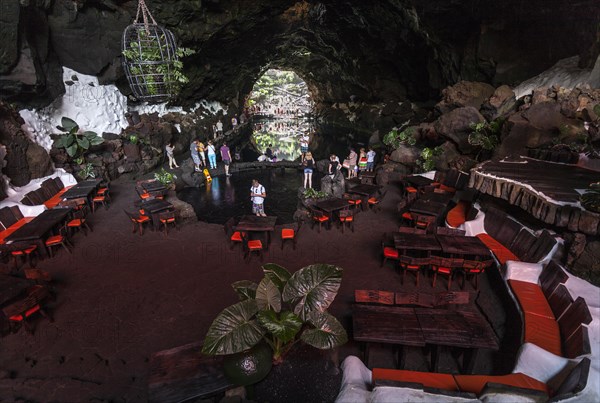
[[0, 0, 599, 126]]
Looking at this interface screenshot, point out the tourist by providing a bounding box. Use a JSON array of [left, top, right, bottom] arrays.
[[300, 132, 310, 162], [197, 139, 206, 167], [216, 119, 223, 137], [190, 139, 201, 172], [166, 141, 179, 169], [234, 146, 241, 161], [266, 144, 274, 162], [221, 142, 232, 176], [328, 154, 340, 178], [367, 147, 376, 172], [212, 124, 218, 139], [345, 148, 358, 179], [358, 148, 368, 171], [303, 151, 315, 189], [250, 179, 267, 217], [207, 140, 217, 169], [231, 116, 238, 131]]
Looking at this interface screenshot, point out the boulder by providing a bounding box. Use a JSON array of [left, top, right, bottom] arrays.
[[433, 141, 461, 171], [522, 102, 564, 130], [375, 162, 410, 185], [433, 106, 485, 153], [26, 143, 53, 179], [165, 191, 197, 221], [481, 85, 517, 121], [0, 0, 20, 74], [569, 240, 600, 286], [494, 113, 555, 158], [389, 145, 420, 165], [435, 81, 495, 114], [320, 171, 345, 198]]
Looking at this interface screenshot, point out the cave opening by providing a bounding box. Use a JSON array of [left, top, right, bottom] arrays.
[[247, 68, 314, 162]]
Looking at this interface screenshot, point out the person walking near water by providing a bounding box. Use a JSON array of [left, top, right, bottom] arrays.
[[250, 179, 267, 217], [207, 140, 217, 169], [345, 148, 358, 179], [166, 141, 179, 169], [303, 151, 315, 189], [358, 148, 368, 171], [190, 139, 201, 172], [367, 147, 376, 172], [220, 142, 232, 176]]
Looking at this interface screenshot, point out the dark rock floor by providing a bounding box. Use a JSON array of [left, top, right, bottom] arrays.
[[0, 176, 514, 402]]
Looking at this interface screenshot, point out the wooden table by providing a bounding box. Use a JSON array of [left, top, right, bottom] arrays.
[[4, 208, 72, 258], [359, 171, 376, 184], [394, 233, 441, 254], [405, 175, 433, 188], [0, 274, 34, 306], [409, 199, 449, 218], [148, 341, 233, 403], [314, 198, 350, 214], [352, 304, 425, 367], [347, 184, 381, 197], [62, 180, 100, 200], [142, 180, 168, 193], [234, 215, 278, 249], [435, 235, 491, 259], [141, 199, 174, 230]]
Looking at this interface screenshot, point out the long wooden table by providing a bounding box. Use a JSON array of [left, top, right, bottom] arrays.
[[394, 232, 441, 254], [234, 215, 277, 250], [3, 208, 72, 258], [436, 234, 491, 259], [352, 304, 498, 372], [61, 179, 100, 200]]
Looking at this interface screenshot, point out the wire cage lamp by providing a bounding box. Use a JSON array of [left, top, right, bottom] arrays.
[[122, 0, 180, 102]]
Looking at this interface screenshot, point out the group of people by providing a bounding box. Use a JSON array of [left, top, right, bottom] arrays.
[[342, 147, 376, 179], [183, 139, 233, 176]]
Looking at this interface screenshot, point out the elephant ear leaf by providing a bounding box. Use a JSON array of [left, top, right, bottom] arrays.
[[66, 144, 78, 157], [301, 311, 348, 349], [282, 264, 342, 321], [255, 277, 281, 313], [257, 310, 302, 344], [262, 263, 291, 292], [60, 117, 78, 132], [232, 280, 258, 301], [202, 300, 265, 355]]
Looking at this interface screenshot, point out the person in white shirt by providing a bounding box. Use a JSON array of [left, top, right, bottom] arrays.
[[215, 120, 223, 138], [207, 140, 217, 169], [165, 142, 179, 169], [299, 133, 310, 162], [367, 147, 376, 171], [231, 116, 238, 131], [250, 179, 267, 216]]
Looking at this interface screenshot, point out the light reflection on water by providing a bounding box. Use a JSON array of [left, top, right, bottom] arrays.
[[251, 118, 312, 161], [177, 168, 304, 224]]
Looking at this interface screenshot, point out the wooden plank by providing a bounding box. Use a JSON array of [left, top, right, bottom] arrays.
[[539, 261, 568, 300], [148, 341, 233, 403], [355, 289, 394, 305], [558, 297, 593, 341], [352, 304, 425, 347], [548, 284, 573, 320], [564, 326, 591, 359]]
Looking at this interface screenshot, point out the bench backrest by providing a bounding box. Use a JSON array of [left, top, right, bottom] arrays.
[[395, 291, 434, 307], [540, 261, 569, 299], [355, 290, 394, 305], [510, 229, 538, 261], [0, 206, 18, 229], [564, 325, 591, 359], [557, 297, 592, 341], [547, 284, 573, 320], [550, 358, 591, 402], [42, 178, 60, 195], [527, 230, 557, 263], [53, 177, 65, 190]]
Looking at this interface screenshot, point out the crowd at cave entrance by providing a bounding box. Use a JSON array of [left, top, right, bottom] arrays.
[[0, 0, 599, 402]]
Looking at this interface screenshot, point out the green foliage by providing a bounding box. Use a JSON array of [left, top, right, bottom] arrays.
[[122, 29, 195, 97], [594, 104, 600, 118], [154, 168, 176, 186], [129, 134, 139, 145], [77, 163, 96, 180], [383, 127, 416, 149], [581, 182, 600, 213], [202, 264, 347, 363], [54, 117, 103, 159], [302, 188, 329, 199], [417, 146, 443, 172], [468, 120, 502, 151]]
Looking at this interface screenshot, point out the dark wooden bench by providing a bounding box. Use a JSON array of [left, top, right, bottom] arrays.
[[19, 177, 72, 208], [354, 289, 394, 305]]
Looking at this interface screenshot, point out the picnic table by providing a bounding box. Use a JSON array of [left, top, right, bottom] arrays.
[[352, 304, 498, 372], [234, 215, 277, 249], [394, 232, 441, 254], [3, 208, 72, 258], [314, 198, 350, 215], [61, 180, 100, 201], [436, 234, 491, 259], [347, 184, 381, 197], [141, 199, 174, 230]]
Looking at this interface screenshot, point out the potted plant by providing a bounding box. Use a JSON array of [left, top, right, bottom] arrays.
[[202, 263, 347, 385]]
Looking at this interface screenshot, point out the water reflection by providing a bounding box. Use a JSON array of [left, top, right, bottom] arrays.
[[251, 118, 312, 161]]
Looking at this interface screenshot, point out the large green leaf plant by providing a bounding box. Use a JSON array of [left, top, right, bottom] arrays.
[[53, 117, 104, 160], [202, 263, 348, 364]]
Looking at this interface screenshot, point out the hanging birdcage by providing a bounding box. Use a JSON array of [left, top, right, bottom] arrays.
[[122, 0, 180, 102]]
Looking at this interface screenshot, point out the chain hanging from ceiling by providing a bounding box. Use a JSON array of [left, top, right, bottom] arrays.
[[121, 0, 180, 103]]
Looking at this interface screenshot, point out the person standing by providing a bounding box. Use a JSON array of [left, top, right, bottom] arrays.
[[231, 116, 238, 131], [358, 148, 368, 171], [367, 147, 376, 172], [265, 144, 274, 162], [207, 140, 217, 169], [303, 151, 315, 189], [190, 139, 201, 172], [328, 154, 339, 178], [197, 139, 206, 167], [346, 148, 358, 179], [220, 142, 232, 176], [216, 120, 223, 137], [250, 179, 267, 217], [166, 141, 179, 169], [299, 132, 310, 162]]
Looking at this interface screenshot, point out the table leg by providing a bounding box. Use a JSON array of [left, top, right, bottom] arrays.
[[430, 345, 440, 372], [395, 345, 405, 369], [462, 348, 479, 374], [363, 342, 370, 367]]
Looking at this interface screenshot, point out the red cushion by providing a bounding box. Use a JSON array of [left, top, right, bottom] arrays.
[[476, 233, 520, 264], [160, 218, 175, 223], [314, 216, 329, 222], [93, 196, 105, 202], [140, 193, 151, 199], [281, 229, 295, 239], [438, 184, 456, 193], [372, 368, 459, 391], [509, 279, 555, 319], [454, 373, 548, 395], [231, 231, 243, 242], [523, 312, 562, 356], [446, 201, 469, 228], [68, 219, 85, 226], [435, 267, 452, 274], [348, 199, 362, 204], [368, 197, 378, 204], [44, 193, 64, 208], [9, 304, 41, 322], [45, 235, 64, 246], [97, 187, 108, 194], [402, 212, 413, 220], [12, 245, 37, 255], [248, 240, 263, 250], [383, 247, 399, 258], [340, 216, 354, 222], [136, 216, 150, 223], [406, 187, 417, 193]]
